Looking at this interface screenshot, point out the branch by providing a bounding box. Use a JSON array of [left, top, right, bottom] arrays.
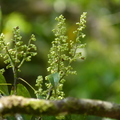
[[0, 95, 120, 119]]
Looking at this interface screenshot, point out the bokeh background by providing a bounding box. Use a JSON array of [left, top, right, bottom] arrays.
[[0, 0, 120, 119]]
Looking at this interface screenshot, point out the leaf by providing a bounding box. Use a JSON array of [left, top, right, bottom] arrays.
[[42, 116, 56, 120], [22, 114, 32, 120], [6, 116, 16, 120], [16, 83, 31, 98], [0, 73, 9, 95], [48, 72, 60, 89], [37, 94, 44, 99], [47, 72, 60, 96]]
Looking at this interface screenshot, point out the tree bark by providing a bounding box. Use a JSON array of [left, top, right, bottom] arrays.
[[0, 95, 120, 119]]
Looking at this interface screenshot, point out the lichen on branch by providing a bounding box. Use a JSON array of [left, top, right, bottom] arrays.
[[0, 95, 120, 119]]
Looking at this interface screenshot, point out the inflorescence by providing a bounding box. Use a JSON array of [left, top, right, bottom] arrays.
[[0, 26, 37, 72], [35, 12, 87, 100]]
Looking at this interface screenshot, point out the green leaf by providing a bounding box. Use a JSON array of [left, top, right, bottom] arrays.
[[22, 114, 32, 120], [48, 72, 60, 89], [37, 94, 44, 99], [42, 116, 56, 120], [0, 73, 9, 95], [47, 72, 60, 96], [16, 83, 31, 98], [6, 116, 17, 120]]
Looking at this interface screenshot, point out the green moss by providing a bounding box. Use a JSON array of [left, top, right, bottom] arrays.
[[26, 99, 55, 113]]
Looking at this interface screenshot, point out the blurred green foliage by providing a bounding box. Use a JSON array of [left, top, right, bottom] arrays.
[[0, 0, 120, 119]]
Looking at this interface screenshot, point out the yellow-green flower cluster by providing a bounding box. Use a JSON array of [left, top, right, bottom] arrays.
[[0, 27, 37, 72], [43, 12, 87, 100], [35, 75, 44, 99], [47, 15, 68, 76], [47, 13, 87, 79], [69, 12, 87, 63]]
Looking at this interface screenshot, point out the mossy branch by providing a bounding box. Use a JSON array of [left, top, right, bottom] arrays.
[[0, 95, 120, 119]]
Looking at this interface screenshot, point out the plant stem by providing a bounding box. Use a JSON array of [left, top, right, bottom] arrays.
[[18, 77, 36, 92], [13, 66, 18, 95], [18, 58, 25, 69], [3, 43, 17, 95], [18, 38, 31, 69], [46, 86, 53, 100]]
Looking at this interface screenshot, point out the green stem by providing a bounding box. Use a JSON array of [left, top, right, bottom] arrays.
[[4, 46, 15, 68], [46, 86, 53, 100], [3, 43, 17, 95], [0, 83, 12, 85], [18, 37, 31, 69], [18, 58, 25, 69], [13, 66, 18, 95], [60, 42, 78, 81], [18, 77, 36, 92]]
